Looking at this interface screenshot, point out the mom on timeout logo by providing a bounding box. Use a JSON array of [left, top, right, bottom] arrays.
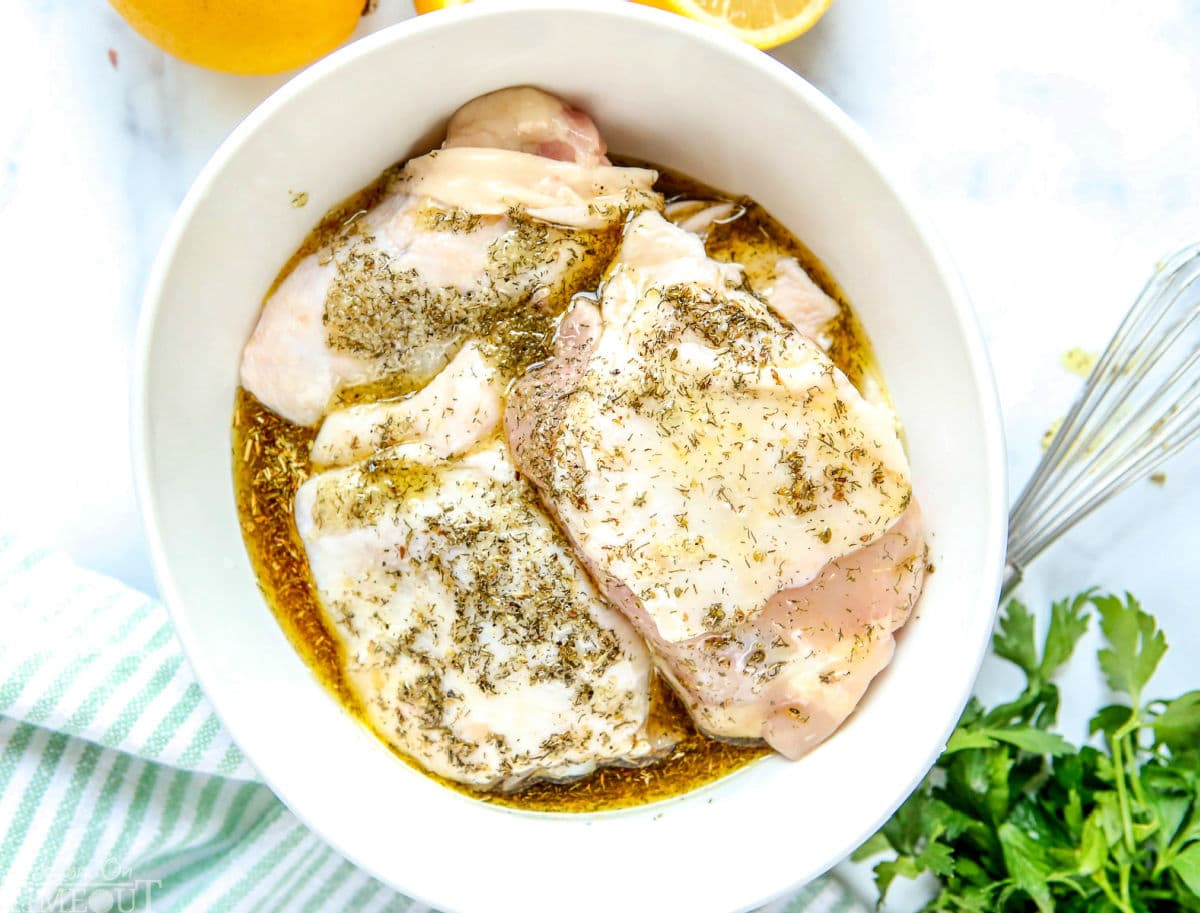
[[21, 859, 160, 913]]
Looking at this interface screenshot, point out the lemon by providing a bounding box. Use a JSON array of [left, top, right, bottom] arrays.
[[108, 0, 365, 75], [630, 0, 832, 49], [411, 0, 831, 50]]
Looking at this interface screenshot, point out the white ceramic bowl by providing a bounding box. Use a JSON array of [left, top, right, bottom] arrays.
[[134, 4, 1006, 912]]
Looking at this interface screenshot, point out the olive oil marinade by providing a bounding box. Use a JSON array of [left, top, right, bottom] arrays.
[[233, 160, 882, 812]]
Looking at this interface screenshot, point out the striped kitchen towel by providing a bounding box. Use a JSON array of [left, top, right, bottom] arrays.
[[0, 535, 863, 913]]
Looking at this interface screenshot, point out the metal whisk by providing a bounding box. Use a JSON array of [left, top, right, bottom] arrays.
[[1003, 243, 1200, 598]]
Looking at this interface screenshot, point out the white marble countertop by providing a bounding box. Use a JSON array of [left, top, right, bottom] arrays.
[[2, 0, 1198, 904]]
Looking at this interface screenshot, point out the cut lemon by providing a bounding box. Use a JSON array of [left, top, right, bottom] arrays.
[[411, 0, 831, 50], [631, 0, 833, 49]]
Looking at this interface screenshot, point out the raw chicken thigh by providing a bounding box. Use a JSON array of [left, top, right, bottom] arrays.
[[507, 211, 926, 758], [311, 342, 502, 467], [240, 88, 660, 426], [759, 256, 841, 345], [297, 361, 672, 790], [442, 86, 611, 166], [664, 199, 740, 237]]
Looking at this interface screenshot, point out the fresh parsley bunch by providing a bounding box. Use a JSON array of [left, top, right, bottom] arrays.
[[856, 592, 1200, 912]]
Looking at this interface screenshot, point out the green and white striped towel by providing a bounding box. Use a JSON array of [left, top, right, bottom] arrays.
[[0, 534, 864, 913]]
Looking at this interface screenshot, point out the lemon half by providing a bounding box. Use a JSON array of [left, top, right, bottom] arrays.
[[412, 0, 832, 50], [631, 0, 832, 49]]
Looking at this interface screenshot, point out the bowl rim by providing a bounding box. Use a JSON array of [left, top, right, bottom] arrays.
[[133, 3, 1008, 911]]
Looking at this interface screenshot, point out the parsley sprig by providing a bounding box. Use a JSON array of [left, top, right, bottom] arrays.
[[855, 592, 1200, 911]]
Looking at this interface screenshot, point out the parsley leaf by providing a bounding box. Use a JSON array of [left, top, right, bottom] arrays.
[[1153, 690, 1200, 754], [997, 821, 1055, 913], [1172, 843, 1200, 898], [1039, 591, 1092, 680], [945, 726, 1075, 756], [1094, 593, 1167, 704], [992, 597, 1039, 678]]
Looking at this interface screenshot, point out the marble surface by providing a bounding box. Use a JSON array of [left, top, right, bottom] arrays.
[[2, 0, 1198, 905]]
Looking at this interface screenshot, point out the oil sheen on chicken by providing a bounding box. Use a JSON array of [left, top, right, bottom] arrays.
[[507, 211, 927, 759]]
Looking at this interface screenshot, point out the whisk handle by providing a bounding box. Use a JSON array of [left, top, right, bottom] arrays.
[[999, 561, 1023, 601]]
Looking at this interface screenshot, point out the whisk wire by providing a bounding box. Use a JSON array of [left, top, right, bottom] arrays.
[[1012, 416, 1200, 567], [1003, 243, 1200, 596], [1010, 246, 1200, 528]]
